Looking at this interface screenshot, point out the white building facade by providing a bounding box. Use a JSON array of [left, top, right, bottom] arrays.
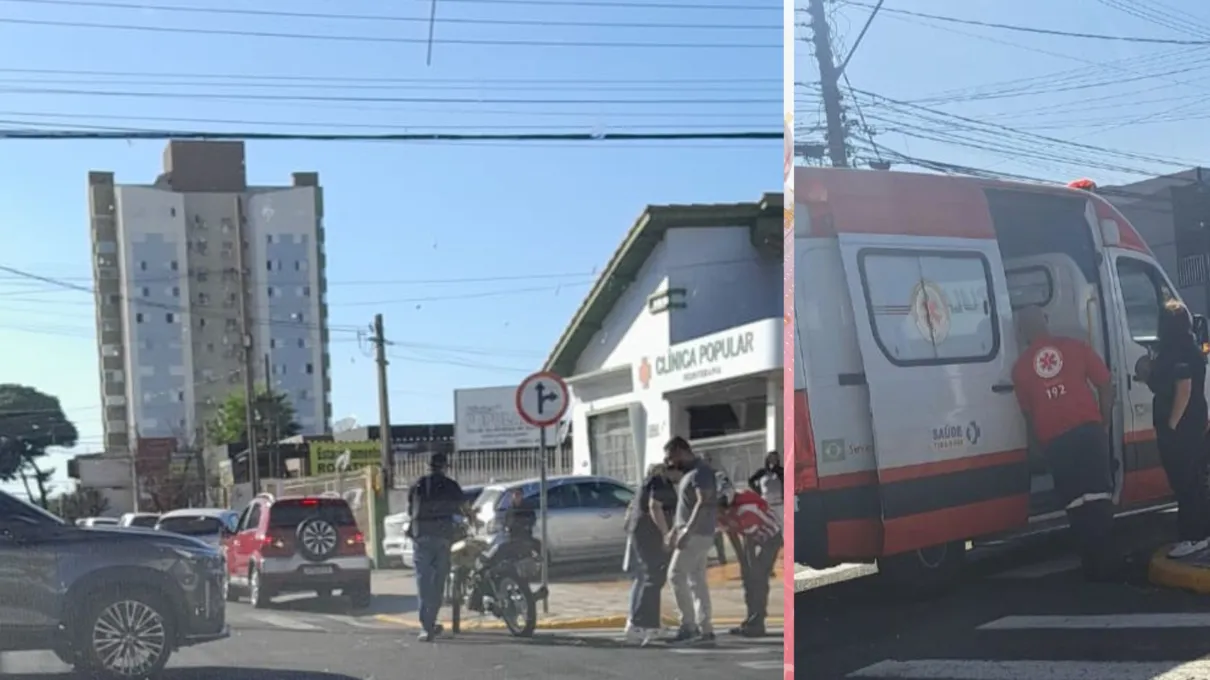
[[89, 141, 332, 453], [544, 194, 783, 489]]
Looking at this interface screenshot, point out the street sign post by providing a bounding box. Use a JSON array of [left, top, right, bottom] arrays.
[[515, 371, 569, 614]]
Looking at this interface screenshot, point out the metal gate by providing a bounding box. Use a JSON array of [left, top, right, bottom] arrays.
[[691, 431, 767, 491]]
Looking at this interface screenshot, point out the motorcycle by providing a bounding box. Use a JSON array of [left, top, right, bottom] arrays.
[[447, 516, 545, 637]]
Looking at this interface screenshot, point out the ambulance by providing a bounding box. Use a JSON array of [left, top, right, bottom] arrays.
[[794, 167, 1210, 591]]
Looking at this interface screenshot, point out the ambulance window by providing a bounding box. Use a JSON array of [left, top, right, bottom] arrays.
[[1006, 267, 1053, 310], [1116, 257, 1170, 344], [859, 249, 1000, 366]]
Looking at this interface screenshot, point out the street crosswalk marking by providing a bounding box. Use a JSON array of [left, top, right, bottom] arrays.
[[241, 612, 325, 631], [849, 660, 1210, 680], [845, 612, 1210, 679], [978, 613, 1210, 630]]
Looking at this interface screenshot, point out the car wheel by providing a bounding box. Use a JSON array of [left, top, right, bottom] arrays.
[[74, 588, 175, 680], [223, 573, 239, 603], [346, 583, 372, 610], [250, 566, 272, 609]]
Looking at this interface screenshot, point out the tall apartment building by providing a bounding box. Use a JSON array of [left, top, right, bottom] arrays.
[[89, 141, 332, 454]]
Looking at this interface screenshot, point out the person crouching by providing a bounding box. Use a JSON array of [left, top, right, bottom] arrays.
[[718, 486, 782, 637]]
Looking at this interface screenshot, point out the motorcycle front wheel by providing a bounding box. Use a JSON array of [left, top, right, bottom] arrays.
[[494, 571, 537, 638]]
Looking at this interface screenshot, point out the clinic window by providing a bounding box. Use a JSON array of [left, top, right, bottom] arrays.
[[858, 249, 1000, 366], [1116, 256, 1172, 344]]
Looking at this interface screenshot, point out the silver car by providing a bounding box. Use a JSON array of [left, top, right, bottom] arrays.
[[155, 508, 239, 548], [472, 475, 635, 565]]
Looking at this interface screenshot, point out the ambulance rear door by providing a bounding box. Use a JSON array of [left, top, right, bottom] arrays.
[[820, 172, 1030, 557]]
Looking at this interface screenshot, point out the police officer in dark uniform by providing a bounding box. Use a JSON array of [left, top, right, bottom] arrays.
[[407, 452, 466, 641]]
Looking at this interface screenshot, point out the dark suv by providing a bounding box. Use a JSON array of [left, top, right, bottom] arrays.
[[0, 490, 228, 679], [223, 493, 372, 610]]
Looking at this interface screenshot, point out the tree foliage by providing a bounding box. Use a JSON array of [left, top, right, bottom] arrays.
[[0, 384, 78, 506], [53, 486, 110, 524], [206, 388, 300, 447]]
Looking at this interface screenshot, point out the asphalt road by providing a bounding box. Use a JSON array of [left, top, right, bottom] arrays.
[[0, 598, 783, 679], [797, 509, 1210, 680]]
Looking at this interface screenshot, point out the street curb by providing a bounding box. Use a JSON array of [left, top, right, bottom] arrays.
[[1147, 545, 1210, 592], [374, 613, 785, 631]]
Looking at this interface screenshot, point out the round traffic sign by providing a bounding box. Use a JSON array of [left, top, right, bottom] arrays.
[[515, 371, 570, 428]]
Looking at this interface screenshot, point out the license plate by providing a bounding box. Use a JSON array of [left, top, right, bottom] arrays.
[[303, 566, 334, 576]]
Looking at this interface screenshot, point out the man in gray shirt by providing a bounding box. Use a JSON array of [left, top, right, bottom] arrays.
[[663, 436, 717, 645]]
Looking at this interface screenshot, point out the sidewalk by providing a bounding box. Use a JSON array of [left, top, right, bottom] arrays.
[[371, 563, 785, 631]]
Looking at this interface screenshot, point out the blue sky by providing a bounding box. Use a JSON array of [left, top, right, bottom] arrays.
[[796, 0, 1210, 186], [0, 0, 779, 494]]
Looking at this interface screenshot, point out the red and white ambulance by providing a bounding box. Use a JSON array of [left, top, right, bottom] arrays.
[[794, 167, 1209, 591]]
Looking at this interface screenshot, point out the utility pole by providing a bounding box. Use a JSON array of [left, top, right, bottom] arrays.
[[370, 314, 392, 569], [235, 196, 261, 495], [371, 314, 393, 493], [807, 0, 849, 168], [263, 353, 279, 478]]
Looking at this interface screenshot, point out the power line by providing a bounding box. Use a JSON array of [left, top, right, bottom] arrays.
[[3, 0, 780, 31], [0, 86, 774, 107], [396, 0, 778, 10], [839, 3, 1210, 45], [0, 15, 777, 49], [0, 66, 780, 87], [0, 129, 780, 141]]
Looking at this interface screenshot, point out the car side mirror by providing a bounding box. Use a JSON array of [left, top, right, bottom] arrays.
[[1195, 314, 1210, 355]]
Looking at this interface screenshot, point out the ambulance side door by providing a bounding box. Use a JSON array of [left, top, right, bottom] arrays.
[[1112, 251, 1176, 505], [836, 234, 1031, 556]]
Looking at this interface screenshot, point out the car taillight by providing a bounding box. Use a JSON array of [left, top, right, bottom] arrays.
[[338, 528, 366, 556], [257, 531, 293, 557]]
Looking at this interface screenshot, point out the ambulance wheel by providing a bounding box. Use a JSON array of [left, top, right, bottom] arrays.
[[878, 540, 966, 597]]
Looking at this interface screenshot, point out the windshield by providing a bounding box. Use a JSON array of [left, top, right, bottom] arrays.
[[474, 489, 505, 513], [269, 499, 357, 529], [157, 516, 223, 537], [125, 515, 160, 528]]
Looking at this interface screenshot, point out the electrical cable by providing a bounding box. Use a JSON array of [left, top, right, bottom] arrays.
[[840, 3, 1210, 46], [0, 15, 778, 49], [0, 129, 782, 142], [0, 0, 780, 31]]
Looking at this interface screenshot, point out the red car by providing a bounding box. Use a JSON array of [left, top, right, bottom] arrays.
[[222, 493, 372, 610]]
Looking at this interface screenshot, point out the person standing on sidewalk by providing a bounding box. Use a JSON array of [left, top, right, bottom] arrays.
[[1011, 306, 1118, 581], [747, 451, 784, 512], [623, 463, 681, 645], [718, 487, 782, 637], [1144, 299, 1210, 558], [664, 436, 718, 645], [406, 452, 466, 642]]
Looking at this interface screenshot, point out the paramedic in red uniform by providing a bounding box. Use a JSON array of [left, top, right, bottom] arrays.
[[1012, 305, 1117, 581], [718, 487, 782, 637]]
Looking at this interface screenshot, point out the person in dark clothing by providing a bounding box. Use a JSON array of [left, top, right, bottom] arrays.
[[481, 488, 540, 567], [407, 452, 467, 642], [747, 451, 784, 508], [1145, 299, 1210, 558], [624, 463, 681, 645]]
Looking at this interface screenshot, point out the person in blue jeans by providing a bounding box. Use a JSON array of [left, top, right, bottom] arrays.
[[407, 452, 467, 642], [624, 463, 681, 645]]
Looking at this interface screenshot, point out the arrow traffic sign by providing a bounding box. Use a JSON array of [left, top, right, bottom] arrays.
[[515, 371, 569, 428]]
